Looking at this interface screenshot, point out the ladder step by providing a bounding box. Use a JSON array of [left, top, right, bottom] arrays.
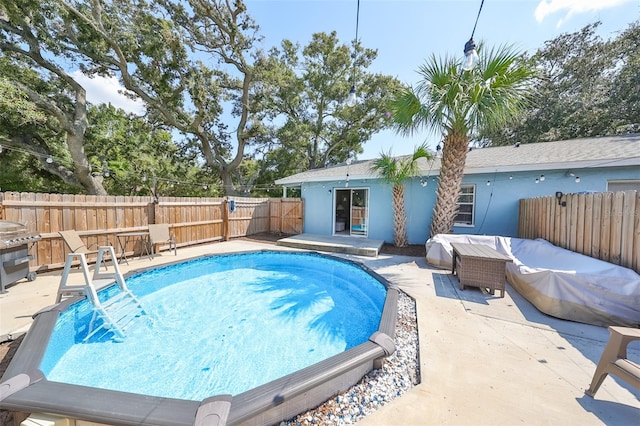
[[57, 247, 146, 342]]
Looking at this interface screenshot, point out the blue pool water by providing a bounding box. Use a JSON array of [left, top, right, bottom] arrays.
[[40, 251, 386, 401]]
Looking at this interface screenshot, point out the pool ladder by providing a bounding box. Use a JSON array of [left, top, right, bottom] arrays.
[[57, 246, 146, 342]]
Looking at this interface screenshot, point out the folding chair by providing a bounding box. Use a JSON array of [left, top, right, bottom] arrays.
[[59, 230, 111, 269], [148, 224, 177, 256]]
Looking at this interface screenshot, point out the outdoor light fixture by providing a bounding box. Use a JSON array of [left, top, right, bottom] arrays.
[[462, 0, 485, 71], [345, 0, 360, 107], [435, 143, 442, 158], [463, 38, 479, 71], [102, 160, 110, 178], [346, 85, 357, 107]]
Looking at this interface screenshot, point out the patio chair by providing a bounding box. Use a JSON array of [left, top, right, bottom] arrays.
[[59, 230, 111, 269], [148, 224, 177, 256], [585, 326, 640, 397]]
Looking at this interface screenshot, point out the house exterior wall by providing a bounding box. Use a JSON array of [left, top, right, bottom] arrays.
[[299, 165, 640, 244]]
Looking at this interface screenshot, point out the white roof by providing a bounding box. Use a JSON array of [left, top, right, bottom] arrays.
[[275, 134, 640, 186]]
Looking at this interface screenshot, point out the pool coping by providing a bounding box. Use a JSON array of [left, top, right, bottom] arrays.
[[0, 250, 399, 426]]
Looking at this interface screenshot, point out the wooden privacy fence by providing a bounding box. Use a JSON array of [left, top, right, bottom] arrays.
[[518, 190, 640, 274], [0, 192, 303, 271]]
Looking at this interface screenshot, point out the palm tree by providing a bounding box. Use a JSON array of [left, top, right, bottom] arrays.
[[391, 44, 534, 236], [371, 145, 431, 247]]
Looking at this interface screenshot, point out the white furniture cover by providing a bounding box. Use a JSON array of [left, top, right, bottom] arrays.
[[425, 234, 640, 327]]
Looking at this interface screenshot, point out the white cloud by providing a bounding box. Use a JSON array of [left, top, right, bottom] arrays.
[[534, 0, 632, 26], [71, 71, 145, 115]]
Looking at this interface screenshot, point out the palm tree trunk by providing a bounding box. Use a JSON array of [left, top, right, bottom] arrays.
[[430, 133, 469, 236], [392, 184, 408, 247]]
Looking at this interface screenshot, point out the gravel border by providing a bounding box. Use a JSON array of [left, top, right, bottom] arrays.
[[284, 291, 419, 425]]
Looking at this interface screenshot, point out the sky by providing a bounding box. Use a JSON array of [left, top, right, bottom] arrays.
[[80, 0, 640, 160]]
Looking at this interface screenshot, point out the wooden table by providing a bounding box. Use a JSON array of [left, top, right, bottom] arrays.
[[115, 232, 152, 264], [451, 243, 513, 298]]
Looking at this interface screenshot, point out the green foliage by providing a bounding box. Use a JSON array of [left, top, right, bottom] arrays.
[[371, 144, 431, 187], [390, 43, 534, 236], [256, 31, 403, 172], [391, 43, 534, 142], [84, 104, 206, 197], [0, 0, 415, 197], [0, 0, 111, 194], [482, 20, 640, 145]]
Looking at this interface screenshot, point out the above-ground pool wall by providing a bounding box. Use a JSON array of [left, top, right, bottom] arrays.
[[0, 253, 399, 426], [300, 165, 640, 244]]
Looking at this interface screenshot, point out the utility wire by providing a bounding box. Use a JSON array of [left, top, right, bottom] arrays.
[[470, 0, 485, 39]]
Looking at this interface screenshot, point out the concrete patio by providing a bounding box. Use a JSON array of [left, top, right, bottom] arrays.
[[1, 238, 638, 425], [276, 233, 384, 257]]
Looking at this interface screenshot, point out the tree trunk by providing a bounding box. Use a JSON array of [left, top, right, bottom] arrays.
[[392, 184, 408, 247], [429, 133, 469, 237], [67, 101, 108, 195], [220, 168, 237, 196]]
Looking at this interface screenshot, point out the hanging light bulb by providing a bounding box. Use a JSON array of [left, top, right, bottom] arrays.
[[486, 180, 491, 186], [345, 0, 361, 107], [540, 174, 545, 181], [142, 174, 147, 182], [535, 178, 539, 184], [46, 155, 53, 164], [462, 38, 479, 71], [462, 0, 484, 71], [420, 179, 427, 187], [575, 176, 581, 183], [346, 85, 357, 107], [102, 160, 110, 177]]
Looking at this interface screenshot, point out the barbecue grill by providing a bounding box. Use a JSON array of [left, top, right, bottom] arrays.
[[0, 220, 40, 292]]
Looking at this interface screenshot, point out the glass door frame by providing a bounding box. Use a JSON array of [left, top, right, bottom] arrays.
[[333, 187, 369, 237]]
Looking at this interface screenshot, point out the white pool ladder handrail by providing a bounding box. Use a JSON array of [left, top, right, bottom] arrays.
[[57, 246, 146, 341]]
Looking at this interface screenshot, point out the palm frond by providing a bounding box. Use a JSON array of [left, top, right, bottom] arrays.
[[389, 87, 429, 137]]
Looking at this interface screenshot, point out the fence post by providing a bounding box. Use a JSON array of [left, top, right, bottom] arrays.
[[223, 199, 230, 241]]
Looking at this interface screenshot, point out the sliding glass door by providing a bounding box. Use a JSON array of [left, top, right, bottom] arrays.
[[334, 188, 368, 236]]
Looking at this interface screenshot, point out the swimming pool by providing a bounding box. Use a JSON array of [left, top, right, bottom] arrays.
[[0, 251, 399, 425]]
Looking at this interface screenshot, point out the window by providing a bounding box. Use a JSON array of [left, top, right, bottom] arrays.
[[607, 180, 640, 191], [454, 185, 475, 226]]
